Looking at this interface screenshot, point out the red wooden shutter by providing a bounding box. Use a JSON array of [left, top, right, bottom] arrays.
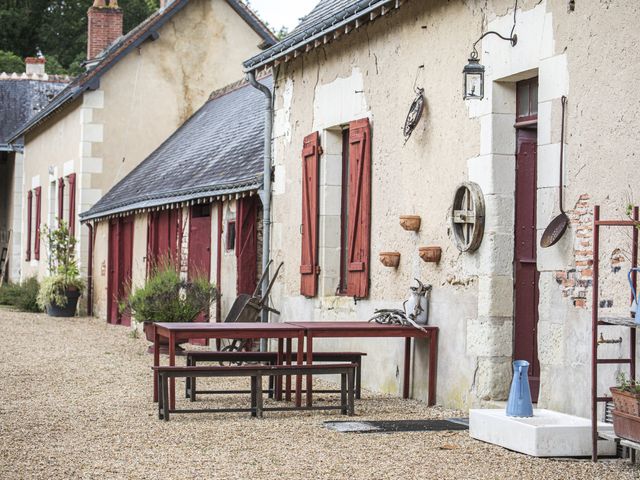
[[236, 196, 258, 295], [300, 132, 320, 297], [57, 177, 64, 221], [34, 186, 42, 260], [67, 173, 76, 237], [346, 118, 371, 298], [26, 190, 32, 261]]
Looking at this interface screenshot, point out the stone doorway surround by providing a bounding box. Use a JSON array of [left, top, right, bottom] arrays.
[[464, 1, 569, 403]]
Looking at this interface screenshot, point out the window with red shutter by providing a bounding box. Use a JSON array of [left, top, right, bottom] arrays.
[[300, 131, 320, 297], [57, 177, 64, 221], [345, 118, 371, 298], [67, 173, 76, 237], [34, 187, 42, 260], [26, 190, 32, 261]]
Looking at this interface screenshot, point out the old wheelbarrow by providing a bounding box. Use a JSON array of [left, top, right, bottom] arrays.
[[219, 260, 284, 355]]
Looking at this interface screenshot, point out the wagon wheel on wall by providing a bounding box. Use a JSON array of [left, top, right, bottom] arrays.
[[450, 182, 485, 252]]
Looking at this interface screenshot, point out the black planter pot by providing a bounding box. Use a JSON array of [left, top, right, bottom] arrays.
[[46, 289, 81, 317]]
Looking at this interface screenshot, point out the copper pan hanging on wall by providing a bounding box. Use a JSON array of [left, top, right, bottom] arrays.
[[540, 96, 569, 248]]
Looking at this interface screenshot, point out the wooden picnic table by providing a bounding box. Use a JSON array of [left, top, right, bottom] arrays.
[[286, 321, 438, 407], [152, 322, 305, 410]]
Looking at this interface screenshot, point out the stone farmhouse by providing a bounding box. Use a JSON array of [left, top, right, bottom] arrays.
[[8, 0, 276, 314], [0, 58, 69, 283], [242, 0, 640, 414]]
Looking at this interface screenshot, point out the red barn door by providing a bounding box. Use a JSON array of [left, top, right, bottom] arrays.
[[188, 204, 212, 343], [107, 216, 134, 326]]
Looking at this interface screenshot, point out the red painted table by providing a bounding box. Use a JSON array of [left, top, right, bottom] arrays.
[[286, 321, 438, 407], [152, 322, 305, 410]]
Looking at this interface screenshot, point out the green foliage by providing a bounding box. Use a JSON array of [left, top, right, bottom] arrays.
[[0, 0, 159, 74], [0, 278, 41, 312], [0, 50, 25, 73], [37, 275, 84, 309], [616, 371, 640, 394], [123, 263, 216, 324], [38, 221, 85, 308], [0, 283, 20, 305]]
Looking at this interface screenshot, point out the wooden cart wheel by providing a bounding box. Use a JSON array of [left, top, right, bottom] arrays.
[[450, 182, 485, 252]]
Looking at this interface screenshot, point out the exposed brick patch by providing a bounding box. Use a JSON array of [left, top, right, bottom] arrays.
[[555, 194, 593, 308], [87, 6, 123, 60]]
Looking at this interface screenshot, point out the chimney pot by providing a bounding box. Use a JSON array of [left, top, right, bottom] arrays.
[[25, 57, 46, 75]]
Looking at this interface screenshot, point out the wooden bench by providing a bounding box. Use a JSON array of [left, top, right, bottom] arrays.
[[155, 363, 356, 421], [185, 350, 366, 400]]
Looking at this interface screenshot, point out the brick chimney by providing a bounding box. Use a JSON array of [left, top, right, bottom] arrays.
[[87, 0, 123, 61], [25, 57, 46, 75]]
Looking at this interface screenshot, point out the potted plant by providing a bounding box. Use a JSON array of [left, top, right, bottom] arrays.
[[121, 262, 217, 354], [611, 372, 640, 442], [37, 221, 85, 317]]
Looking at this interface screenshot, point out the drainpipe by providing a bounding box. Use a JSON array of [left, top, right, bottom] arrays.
[[86, 222, 94, 317], [247, 71, 272, 351]]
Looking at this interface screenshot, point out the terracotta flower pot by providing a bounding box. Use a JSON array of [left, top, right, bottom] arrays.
[[613, 410, 640, 443], [399, 215, 421, 232], [379, 251, 401, 268], [611, 387, 640, 416], [142, 321, 187, 355], [419, 246, 442, 264]]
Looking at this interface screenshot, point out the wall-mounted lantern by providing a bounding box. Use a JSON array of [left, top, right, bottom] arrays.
[[463, 0, 519, 100], [463, 54, 485, 100]]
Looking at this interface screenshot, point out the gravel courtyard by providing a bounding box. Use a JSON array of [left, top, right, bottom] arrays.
[[0, 309, 637, 479]]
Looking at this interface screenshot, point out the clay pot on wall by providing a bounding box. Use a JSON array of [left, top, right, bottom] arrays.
[[379, 251, 401, 268], [419, 246, 441, 264], [399, 215, 421, 232]]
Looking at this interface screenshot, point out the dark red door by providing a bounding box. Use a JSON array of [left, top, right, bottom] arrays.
[[188, 204, 212, 343], [107, 217, 134, 326], [514, 127, 540, 401], [147, 209, 179, 272]]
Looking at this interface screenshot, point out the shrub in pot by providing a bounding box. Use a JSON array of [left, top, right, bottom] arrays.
[[611, 372, 640, 442], [121, 262, 217, 354], [37, 221, 85, 317]]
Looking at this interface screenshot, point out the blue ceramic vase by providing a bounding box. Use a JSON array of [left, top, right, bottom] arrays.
[[506, 360, 533, 417]]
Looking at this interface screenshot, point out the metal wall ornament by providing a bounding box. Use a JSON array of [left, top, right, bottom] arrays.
[[450, 182, 485, 252], [403, 87, 425, 143]]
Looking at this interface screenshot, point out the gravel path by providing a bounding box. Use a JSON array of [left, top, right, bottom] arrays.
[[0, 309, 637, 479]]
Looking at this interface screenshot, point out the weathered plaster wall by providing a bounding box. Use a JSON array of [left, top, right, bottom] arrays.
[[270, 0, 481, 407], [269, 0, 640, 413]]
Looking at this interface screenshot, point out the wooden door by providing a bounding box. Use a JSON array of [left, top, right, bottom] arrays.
[[147, 209, 179, 273], [107, 217, 134, 326], [188, 205, 212, 343], [514, 127, 540, 401]]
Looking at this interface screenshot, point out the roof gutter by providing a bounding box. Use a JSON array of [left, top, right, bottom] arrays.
[[247, 70, 273, 335]]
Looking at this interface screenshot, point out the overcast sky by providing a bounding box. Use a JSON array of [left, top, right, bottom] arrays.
[[248, 0, 319, 32]]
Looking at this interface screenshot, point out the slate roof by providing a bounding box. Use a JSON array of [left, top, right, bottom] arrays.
[[243, 0, 407, 72], [9, 0, 276, 143], [80, 76, 272, 222], [0, 73, 69, 151]]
